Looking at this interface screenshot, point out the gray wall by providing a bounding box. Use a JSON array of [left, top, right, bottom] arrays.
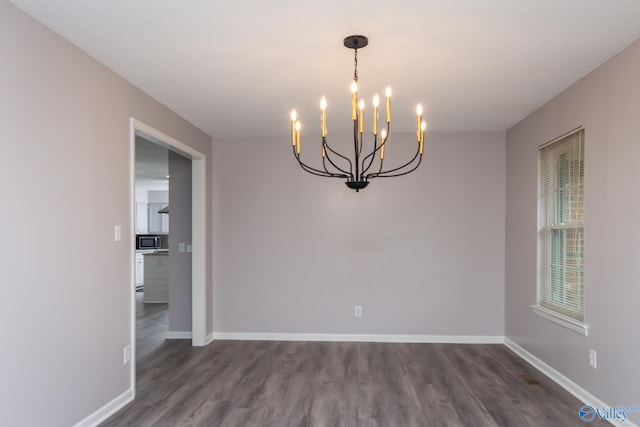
[[505, 39, 640, 422], [168, 151, 193, 332], [212, 132, 506, 336], [0, 2, 213, 426]]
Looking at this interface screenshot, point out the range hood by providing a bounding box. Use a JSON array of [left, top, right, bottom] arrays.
[[158, 205, 169, 214]]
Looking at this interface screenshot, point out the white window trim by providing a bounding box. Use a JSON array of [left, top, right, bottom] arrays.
[[537, 126, 586, 330], [531, 304, 589, 337]]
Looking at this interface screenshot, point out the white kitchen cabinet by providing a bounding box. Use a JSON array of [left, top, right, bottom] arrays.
[[147, 202, 169, 234], [142, 252, 168, 303], [135, 202, 148, 234], [135, 253, 144, 287]]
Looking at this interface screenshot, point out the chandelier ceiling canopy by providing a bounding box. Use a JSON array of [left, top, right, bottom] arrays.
[[290, 35, 427, 192]]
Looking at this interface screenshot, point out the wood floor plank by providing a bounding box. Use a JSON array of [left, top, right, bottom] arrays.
[[102, 304, 608, 426], [406, 343, 500, 426]]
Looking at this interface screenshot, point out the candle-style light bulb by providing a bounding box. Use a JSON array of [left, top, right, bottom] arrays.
[[419, 120, 427, 154], [416, 103, 423, 142], [358, 99, 365, 133], [385, 87, 392, 123], [290, 109, 297, 146], [351, 81, 358, 120], [320, 96, 327, 138], [372, 94, 380, 135], [380, 128, 388, 160], [295, 121, 301, 154]]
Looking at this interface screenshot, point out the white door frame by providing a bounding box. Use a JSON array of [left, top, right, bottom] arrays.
[[128, 118, 208, 390]]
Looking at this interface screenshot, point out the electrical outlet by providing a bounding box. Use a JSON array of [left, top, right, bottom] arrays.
[[123, 345, 131, 365], [589, 349, 597, 369], [354, 305, 362, 317]]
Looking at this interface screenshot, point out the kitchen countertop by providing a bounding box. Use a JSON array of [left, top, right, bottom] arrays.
[[136, 249, 169, 255]]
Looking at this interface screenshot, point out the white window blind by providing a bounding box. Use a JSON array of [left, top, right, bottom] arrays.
[[538, 128, 585, 322]]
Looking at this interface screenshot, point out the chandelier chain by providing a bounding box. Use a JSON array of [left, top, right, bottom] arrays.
[[353, 48, 358, 82]]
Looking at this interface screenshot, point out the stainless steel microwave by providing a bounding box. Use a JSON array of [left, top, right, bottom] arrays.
[[137, 235, 162, 250]]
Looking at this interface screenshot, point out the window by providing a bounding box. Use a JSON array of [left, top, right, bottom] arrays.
[[535, 128, 586, 334]]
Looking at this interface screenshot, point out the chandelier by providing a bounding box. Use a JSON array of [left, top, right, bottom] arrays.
[[290, 35, 426, 192]]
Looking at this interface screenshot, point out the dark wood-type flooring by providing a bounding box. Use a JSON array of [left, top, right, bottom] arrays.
[[135, 292, 168, 363], [103, 299, 605, 426]]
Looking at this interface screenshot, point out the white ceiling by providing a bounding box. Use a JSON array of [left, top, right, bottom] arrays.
[[10, 0, 640, 139], [135, 136, 168, 187]]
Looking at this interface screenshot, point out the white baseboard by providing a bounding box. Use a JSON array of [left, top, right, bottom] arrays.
[[166, 331, 192, 340], [73, 388, 134, 427], [204, 332, 215, 345], [212, 332, 505, 344], [504, 338, 638, 427]]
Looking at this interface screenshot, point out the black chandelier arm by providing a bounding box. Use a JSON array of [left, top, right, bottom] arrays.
[[323, 138, 354, 177], [322, 155, 352, 178], [369, 152, 423, 179], [360, 135, 382, 175], [368, 151, 420, 178], [360, 143, 378, 177], [361, 123, 390, 176], [366, 144, 420, 179], [294, 147, 348, 178], [373, 154, 385, 178], [299, 159, 349, 178]]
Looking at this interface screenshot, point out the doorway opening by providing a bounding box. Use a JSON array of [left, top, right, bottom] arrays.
[[134, 136, 170, 361], [128, 118, 207, 393]]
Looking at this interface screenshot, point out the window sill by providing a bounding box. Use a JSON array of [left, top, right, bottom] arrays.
[[531, 305, 589, 337]]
